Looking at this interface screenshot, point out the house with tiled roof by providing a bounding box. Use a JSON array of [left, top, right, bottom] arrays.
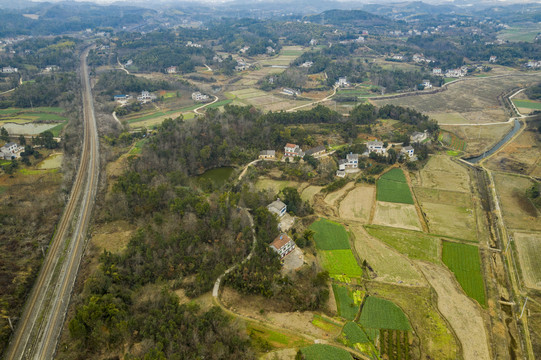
[[270, 233, 295, 259]]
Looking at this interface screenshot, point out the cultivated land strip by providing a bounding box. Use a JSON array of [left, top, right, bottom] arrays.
[[4, 46, 99, 360]]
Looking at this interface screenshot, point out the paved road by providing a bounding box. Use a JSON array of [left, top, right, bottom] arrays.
[[4, 46, 100, 360]]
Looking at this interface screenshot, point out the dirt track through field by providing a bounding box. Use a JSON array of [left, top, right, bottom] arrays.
[[418, 262, 491, 360]]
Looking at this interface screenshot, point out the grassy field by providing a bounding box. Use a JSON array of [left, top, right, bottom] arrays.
[[301, 185, 323, 203], [492, 173, 541, 231], [342, 322, 376, 345], [358, 296, 411, 331], [429, 112, 469, 125], [247, 323, 309, 349], [339, 185, 374, 223], [332, 285, 360, 320], [301, 344, 353, 360], [498, 25, 541, 42], [380, 168, 407, 182], [310, 218, 350, 250], [365, 225, 439, 263], [514, 232, 541, 290], [441, 241, 486, 306], [351, 226, 425, 286], [311, 314, 343, 333], [0, 107, 63, 115], [438, 131, 467, 151], [372, 202, 422, 231], [416, 155, 471, 192], [414, 187, 476, 241], [512, 99, 541, 110], [320, 250, 363, 279], [377, 169, 414, 204]]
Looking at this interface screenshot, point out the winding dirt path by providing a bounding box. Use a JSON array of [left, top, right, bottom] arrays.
[[418, 262, 491, 360]]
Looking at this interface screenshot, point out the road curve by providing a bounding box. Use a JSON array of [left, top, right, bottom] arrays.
[[4, 46, 99, 360]]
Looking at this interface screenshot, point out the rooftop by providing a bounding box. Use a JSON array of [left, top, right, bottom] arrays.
[[271, 233, 292, 250], [268, 199, 286, 212]]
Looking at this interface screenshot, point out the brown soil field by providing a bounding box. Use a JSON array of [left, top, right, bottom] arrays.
[[301, 185, 323, 203], [418, 262, 491, 360], [493, 172, 541, 231], [513, 231, 541, 290], [419, 202, 477, 241], [91, 220, 136, 254], [365, 281, 459, 360], [260, 349, 298, 359], [372, 74, 541, 124], [414, 187, 471, 207], [485, 124, 541, 177], [338, 185, 375, 223], [221, 287, 333, 339], [255, 178, 307, 194], [324, 181, 355, 206], [416, 155, 470, 192], [351, 225, 426, 286], [372, 201, 422, 231], [443, 122, 514, 156], [428, 111, 469, 125]]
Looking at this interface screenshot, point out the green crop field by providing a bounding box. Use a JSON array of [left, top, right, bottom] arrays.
[[376, 169, 414, 204], [342, 322, 377, 345], [380, 168, 407, 183], [301, 344, 353, 360], [513, 99, 541, 110], [358, 296, 411, 331], [206, 99, 232, 109], [320, 250, 363, 279], [310, 218, 350, 250], [377, 179, 414, 204], [442, 241, 486, 306], [332, 285, 360, 320], [365, 225, 439, 263]]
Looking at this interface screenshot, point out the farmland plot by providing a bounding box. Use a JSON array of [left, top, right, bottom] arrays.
[[365, 225, 440, 263], [339, 185, 374, 223], [332, 285, 360, 320], [325, 182, 355, 206], [513, 232, 541, 290], [320, 250, 363, 280], [310, 218, 350, 250], [358, 296, 411, 331], [376, 169, 414, 205], [342, 322, 377, 345], [351, 226, 426, 286], [301, 344, 353, 360], [442, 241, 486, 306], [372, 202, 422, 231], [416, 155, 470, 192]]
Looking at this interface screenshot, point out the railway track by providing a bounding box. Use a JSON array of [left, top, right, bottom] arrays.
[[4, 46, 99, 360]]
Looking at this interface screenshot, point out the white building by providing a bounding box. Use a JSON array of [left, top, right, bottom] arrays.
[[401, 146, 415, 158], [300, 61, 313, 68], [527, 60, 541, 68], [2, 66, 18, 73], [338, 152, 359, 170], [166, 66, 177, 74], [336, 170, 346, 178], [137, 91, 157, 104], [0, 142, 20, 159], [192, 92, 209, 101], [432, 68, 442, 75], [410, 131, 428, 143], [268, 199, 287, 218], [259, 150, 276, 159], [270, 233, 295, 259], [392, 55, 404, 61], [445, 68, 465, 78], [186, 41, 202, 48], [422, 80, 432, 89], [489, 56, 497, 63], [310, 39, 318, 46], [284, 143, 304, 157], [367, 140, 386, 155], [282, 88, 300, 96], [336, 77, 349, 87]]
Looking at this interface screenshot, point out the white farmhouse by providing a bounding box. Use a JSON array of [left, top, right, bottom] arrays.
[[367, 140, 386, 155], [268, 199, 287, 218]]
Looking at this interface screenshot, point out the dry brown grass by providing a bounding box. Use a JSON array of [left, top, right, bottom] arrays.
[[416, 155, 470, 192], [338, 185, 375, 223], [443, 122, 514, 156], [372, 201, 422, 231]]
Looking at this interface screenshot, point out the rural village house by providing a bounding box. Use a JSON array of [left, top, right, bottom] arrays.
[[337, 152, 359, 176], [192, 92, 209, 102], [336, 77, 349, 87], [410, 130, 428, 143], [401, 145, 415, 158], [270, 233, 296, 259], [259, 150, 275, 159], [284, 143, 304, 158], [304, 145, 326, 157], [137, 91, 157, 104], [268, 199, 287, 218], [367, 140, 386, 155], [0, 142, 21, 160]]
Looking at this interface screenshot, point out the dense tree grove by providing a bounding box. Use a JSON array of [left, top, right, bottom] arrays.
[[526, 83, 541, 100], [95, 71, 174, 97], [5, 73, 78, 108]]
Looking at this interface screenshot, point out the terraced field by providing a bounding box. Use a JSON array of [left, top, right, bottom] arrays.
[[358, 296, 411, 331], [376, 168, 414, 204]]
